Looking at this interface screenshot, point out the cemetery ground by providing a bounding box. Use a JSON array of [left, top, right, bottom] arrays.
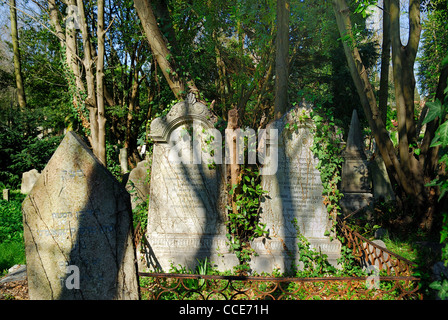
[[0, 189, 442, 300]]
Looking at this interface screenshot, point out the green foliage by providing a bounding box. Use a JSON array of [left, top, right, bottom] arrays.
[[430, 278, 448, 300], [310, 104, 345, 233], [0, 193, 26, 274], [0, 241, 26, 276], [423, 79, 448, 299], [293, 219, 338, 277], [226, 165, 269, 273], [0, 196, 25, 244], [418, 0, 448, 100], [353, 0, 377, 18]]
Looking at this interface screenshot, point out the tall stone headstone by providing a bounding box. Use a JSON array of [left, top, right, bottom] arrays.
[[253, 105, 341, 273], [21, 169, 41, 194], [146, 95, 238, 272], [340, 110, 373, 214], [22, 131, 139, 300]]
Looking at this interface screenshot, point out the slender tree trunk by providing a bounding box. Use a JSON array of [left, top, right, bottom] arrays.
[[9, 0, 26, 110], [76, 0, 98, 155], [274, 0, 290, 120], [134, 0, 186, 99], [96, 0, 106, 165], [378, 0, 391, 125]]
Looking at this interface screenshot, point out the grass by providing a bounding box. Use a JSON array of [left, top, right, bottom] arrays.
[[0, 191, 26, 276], [382, 235, 419, 263], [0, 241, 26, 276]]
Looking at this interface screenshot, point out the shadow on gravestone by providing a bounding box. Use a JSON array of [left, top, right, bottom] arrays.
[[340, 109, 373, 215], [22, 131, 139, 300], [145, 95, 238, 272], [254, 104, 341, 273]]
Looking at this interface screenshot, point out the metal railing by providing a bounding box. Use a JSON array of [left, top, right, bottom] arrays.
[[138, 272, 420, 300], [136, 218, 421, 300], [336, 217, 417, 276]]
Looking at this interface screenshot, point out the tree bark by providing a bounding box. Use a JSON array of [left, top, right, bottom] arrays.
[[333, 0, 438, 231], [9, 0, 26, 110], [76, 0, 98, 155], [332, 0, 401, 186], [274, 0, 290, 120], [378, 0, 391, 125], [134, 0, 186, 99], [96, 0, 107, 165]]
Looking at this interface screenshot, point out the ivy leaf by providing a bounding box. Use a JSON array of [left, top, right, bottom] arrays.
[[437, 121, 448, 147], [423, 100, 442, 125]]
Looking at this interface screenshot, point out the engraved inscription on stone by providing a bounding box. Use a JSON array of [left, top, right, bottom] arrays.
[[146, 99, 238, 272], [22, 131, 139, 300], [254, 106, 341, 272]]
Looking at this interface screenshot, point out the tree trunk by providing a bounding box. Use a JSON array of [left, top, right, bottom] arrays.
[[332, 0, 401, 185], [332, 0, 435, 230], [274, 0, 290, 120], [96, 0, 107, 166], [134, 0, 186, 99], [9, 0, 26, 110], [378, 0, 391, 125], [76, 0, 98, 155]]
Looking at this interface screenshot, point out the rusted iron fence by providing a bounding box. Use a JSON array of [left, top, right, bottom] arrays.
[[137, 219, 421, 300], [138, 272, 420, 300], [336, 217, 417, 276]]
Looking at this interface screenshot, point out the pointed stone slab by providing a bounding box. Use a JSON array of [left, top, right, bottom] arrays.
[[22, 131, 139, 300], [344, 109, 366, 160]]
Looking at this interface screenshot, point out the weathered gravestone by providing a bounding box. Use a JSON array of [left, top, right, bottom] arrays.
[[146, 95, 239, 272], [3, 189, 9, 201], [253, 105, 341, 272], [126, 160, 150, 210], [340, 109, 373, 214], [22, 131, 139, 300], [21, 169, 41, 194]]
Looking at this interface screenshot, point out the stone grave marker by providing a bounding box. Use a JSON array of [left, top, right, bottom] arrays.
[[3, 189, 9, 201], [21, 169, 40, 194], [146, 95, 238, 272], [340, 109, 373, 214], [253, 105, 341, 273], [126, 160, 150, 210], [22, 131, 139, 300]]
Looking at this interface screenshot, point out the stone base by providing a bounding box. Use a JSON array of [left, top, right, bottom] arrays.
[[141, 234, 239, 272], [138, 234, 341, 275], [340, 192, 373, 215], [250, 237, 341, 274]]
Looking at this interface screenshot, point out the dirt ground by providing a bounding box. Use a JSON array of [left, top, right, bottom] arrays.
[[0, 280, 29, 300]]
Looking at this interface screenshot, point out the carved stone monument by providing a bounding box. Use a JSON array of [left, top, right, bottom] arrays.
[[146, 95, 238, 272], [340, 109, 373, 214], [22, 131, 139, 300], [253, 105, 341, 272]]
